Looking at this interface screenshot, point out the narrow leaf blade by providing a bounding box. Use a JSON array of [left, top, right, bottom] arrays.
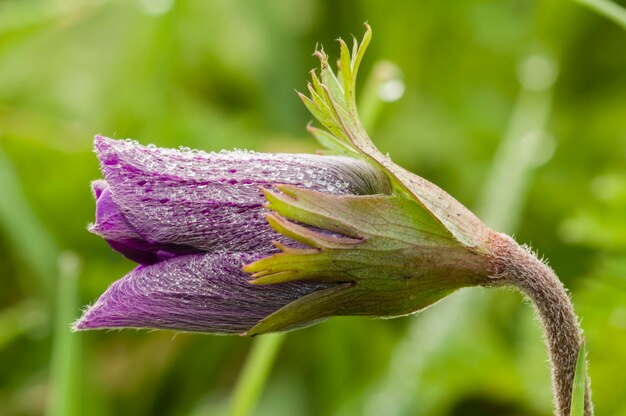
[[570, 340, 587, 416]]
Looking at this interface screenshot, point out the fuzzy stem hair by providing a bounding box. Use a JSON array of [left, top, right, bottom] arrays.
[[489, 233, 593, 416]]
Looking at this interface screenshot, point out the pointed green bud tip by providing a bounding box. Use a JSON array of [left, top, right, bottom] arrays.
[[242, 23, 503, 336]]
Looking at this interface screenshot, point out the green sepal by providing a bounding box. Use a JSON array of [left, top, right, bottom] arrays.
[[246, 281, 459, 336], [245, 283, 354, 336], [244, 24, 498, 335], [265, 213, 362, 249], [260, 185, 456, 246], [243, 186, 493, 334]]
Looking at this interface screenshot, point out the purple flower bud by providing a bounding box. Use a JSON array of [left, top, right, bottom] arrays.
[[74, 136, 390, 333]]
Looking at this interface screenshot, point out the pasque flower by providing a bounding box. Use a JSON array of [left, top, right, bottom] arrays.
[[77, 25, 591, 415], [74, 136, 390, 333]]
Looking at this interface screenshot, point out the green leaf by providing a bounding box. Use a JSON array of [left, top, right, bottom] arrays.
[[300, 23, 492, 249], [570, 340, 588, 416], [307, 125, 359, 157], [316, 48, 347, 110]]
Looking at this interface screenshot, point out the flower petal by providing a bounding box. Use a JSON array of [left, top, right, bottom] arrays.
[[73, 251, 330, 334], [90, 181, 201, 265], [94, 135, 389, 252]]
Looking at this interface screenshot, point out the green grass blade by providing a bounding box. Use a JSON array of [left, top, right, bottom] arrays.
[[0, 301, 47, 351], [574, 0, 626, 31], [46, 252, 82, 416], [357, 61, 404, 132], [0, 144, 58, 296], [570, 340, 587, 416], [227, 333, 285, 416]]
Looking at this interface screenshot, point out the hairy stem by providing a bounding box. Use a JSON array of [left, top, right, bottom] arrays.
[[490, 234, 593, 416]]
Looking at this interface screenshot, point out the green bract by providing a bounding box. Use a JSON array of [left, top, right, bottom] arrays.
[[243, 24, 498, 336]]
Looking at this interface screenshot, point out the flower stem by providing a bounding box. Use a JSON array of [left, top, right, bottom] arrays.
[[490, 235, 593, 416], [227, 333, 286, 416], [574, 0, 626, 31]]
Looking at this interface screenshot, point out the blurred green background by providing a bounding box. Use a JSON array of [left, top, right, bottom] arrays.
[[1, 0, 625, 415]]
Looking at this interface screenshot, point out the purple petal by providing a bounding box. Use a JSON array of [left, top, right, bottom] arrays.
[[94, 135, 389, 253], [73, 251, 329, 334], [90, 181, 201, 265], [91, 179, 107, 199]]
